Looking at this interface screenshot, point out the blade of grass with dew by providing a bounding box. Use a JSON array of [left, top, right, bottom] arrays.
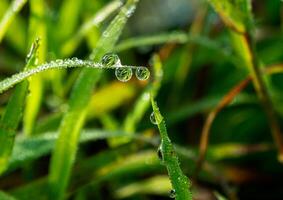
[[0, 0, 27, 45], [48, 2, 139, 197], [0, 0, 26, 53], [208, 0, 283, 162], [151, 99, 192, 200], [61, 0, 122, 57], [0, 59, 105, 94], [23, 0, 47, 136], [0, 39, 39, 175], [49, 0, 83, 97]]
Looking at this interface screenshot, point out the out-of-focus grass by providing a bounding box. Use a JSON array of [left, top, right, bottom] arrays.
[[1, 0, 283, 199]]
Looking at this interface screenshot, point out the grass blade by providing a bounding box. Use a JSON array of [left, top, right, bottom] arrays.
[[61, 0, 122, 57], [0, 39, 39, 175], [0, 0, 27, 43], [23, 0, 47, 136], [208, 0, 283, 162], [151, 99, 192, 200], [48, 1, 140, 199]]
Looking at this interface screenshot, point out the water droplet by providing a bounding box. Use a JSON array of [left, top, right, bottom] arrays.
[[101, 53, 121, 67], [115, 67, 132, 82], [150, 112, 158, 125], [157, 146, 163, 161], [169, 189, 176, 198], [135, 67, 150, 80]]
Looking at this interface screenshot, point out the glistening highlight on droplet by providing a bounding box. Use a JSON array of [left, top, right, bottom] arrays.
[[101, 53, 121, 67], [150, 112, 159, 125], [169, 189, 176, 198], [135, 67, 150, 80], [115, 67, 133, 82]]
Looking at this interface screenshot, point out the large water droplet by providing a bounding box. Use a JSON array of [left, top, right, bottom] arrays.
[[115, 67, 132, 82], [135, 67, 150, 80], [169, 189, 176, 198], [101, 53, 121, 67], [150, 112, 158, 125]]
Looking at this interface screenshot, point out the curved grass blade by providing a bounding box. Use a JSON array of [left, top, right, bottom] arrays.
[[0, 59, 103, 94], [0, 39, 39, 175], [0, 0, 27, 43], [151, 99, 192, 200], [48, 1, 140, 199]]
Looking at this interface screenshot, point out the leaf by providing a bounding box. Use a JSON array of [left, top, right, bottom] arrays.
[[48, 1, 140, 199], [208, 0, 252, 33], [151, 99, 192, 200], [0, 39, 39, 175]]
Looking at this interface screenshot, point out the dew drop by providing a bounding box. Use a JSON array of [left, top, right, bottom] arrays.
[[135, 67, 150, 80], [101, 53, 121, 68], [150, 112, 158, 125], [157, 146, 163, 161], [169, 189, 176, 198], [115, 67, 132, 82]]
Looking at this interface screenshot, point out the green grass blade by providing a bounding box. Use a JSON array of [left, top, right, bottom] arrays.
[[0, 39, 39, 175], [0, 0, 26, 53], [0, 0, 27, 43], [9, 129, 125, 170], [151, 99, 192, 200], [208, 0, 251, 33], [115, 31, 188, 52], [61, 0, 122, 57], [48, 1, 140, 199], [0, 59, 103, 94], [56, 0, 82, 42], [0, 82, 28, 175], [23, 0, 47, 136]]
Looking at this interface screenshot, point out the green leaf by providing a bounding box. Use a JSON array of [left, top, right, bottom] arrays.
[[0, 39, 39, 175], [48, 1, 140, 199], [151, 99, 192, 200], [208, 0, 252, 33]]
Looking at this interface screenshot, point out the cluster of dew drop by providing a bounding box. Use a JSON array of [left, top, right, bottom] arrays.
[[100, 53, 150, 82]]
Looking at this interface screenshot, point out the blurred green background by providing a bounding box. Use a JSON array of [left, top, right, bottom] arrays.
[[0, 0, 283, 199]]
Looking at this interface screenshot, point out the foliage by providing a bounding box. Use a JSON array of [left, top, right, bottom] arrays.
[[1, 0, 283, 199]]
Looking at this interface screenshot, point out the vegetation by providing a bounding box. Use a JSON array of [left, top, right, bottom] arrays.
[[0, 0, 283, 199]]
